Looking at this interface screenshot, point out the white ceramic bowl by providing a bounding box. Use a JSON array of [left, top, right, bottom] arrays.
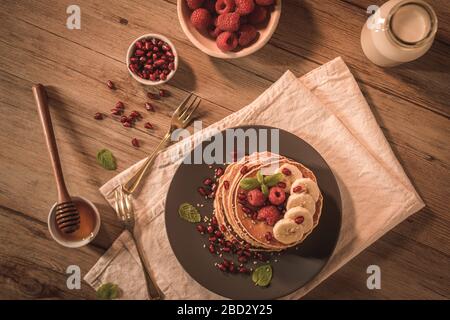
[[126, 33, 179, 85], [177, 0, 282, 59], [48, 196, 101, 248]]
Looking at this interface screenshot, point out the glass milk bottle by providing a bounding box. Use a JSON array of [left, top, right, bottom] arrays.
[[361, 0, 438, 67]]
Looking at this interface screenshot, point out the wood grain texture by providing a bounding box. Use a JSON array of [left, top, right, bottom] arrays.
[[0, 0, 448, 299]]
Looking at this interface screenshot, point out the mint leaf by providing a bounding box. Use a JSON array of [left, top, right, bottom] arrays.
[[96, 283, 121, 300], [96, 149, 117, 170], [261, 184, 269, 197], [252, 265, 273, 287], [239, 177, 261, 190], [256, 171, 264, 184], [179, 203, 201, 223], [263, 173, 283, 187]]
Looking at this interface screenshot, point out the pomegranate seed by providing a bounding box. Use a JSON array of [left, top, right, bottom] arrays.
[[207, 225, 214, 234], [222, 259, 230, 268], [241, 206, 252, 214], [123, 121, 132, 128], [159, 89, 167, 97], [282, 168, 292, 176], [238, 256, 248, 263], [106, 80, 115, 89], [203, 178, 212, 186], [239, 267, 249, 273], [214, 230, 223, 238], [130, 111, 141, 119], [209, 244, 215, 254], [222, 247, 231, 253], [215, 167, 224, 177], [238, 200, 247, 206], [145, 102, 155, 111], [211, 216, 218, 226], [208, 191, 215, 199], [293, 186, 304, 193], [238, 194, 247, 201], [243, 250, 251, 257], [144, 122, 153, 129], [168, 62, 175, 70], [135, 41, 143, 49], [94, 112, 103, 120], [277, 181, 287, 188], [220, 224, 226, 232], [135, 49, 145, 56], [120, 116, 128, 123], [295, 216, 305, 224], [265, 232, 273, 241], [197, 187, 207, 196], [115, 102, 124, 110], [217, 263, 227, 272], [147, 92, 160, 100], [209, 236, 217, 242], [110, 108, 121, 115], [160, 73, 167, 81], [240, 166, 248, 175], [131, 138, 140, 147], [225, 241, 232, 247], [211, 183, 217, 191], [224, 180, 230, 190], [196, 224, 205, 233]]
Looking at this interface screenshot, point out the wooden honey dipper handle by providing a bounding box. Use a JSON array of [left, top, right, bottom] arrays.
[[32, 84, 71, 203]]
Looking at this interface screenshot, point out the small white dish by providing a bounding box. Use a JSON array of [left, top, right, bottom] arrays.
[[48, 196, 101, 248], [126, 33, 179, 86]]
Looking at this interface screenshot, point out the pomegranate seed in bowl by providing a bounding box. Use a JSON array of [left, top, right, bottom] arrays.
[[126, 34, 178, 86]]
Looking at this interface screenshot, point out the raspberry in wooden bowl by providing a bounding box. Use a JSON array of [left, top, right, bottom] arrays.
[[178, 0, 282, 59], [126, 34, 178, 85]]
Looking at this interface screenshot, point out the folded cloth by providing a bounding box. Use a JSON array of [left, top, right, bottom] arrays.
[[84, 57, 424, 299]]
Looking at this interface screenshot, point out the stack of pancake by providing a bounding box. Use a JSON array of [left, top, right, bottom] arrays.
[[214, 152, 323, 251]]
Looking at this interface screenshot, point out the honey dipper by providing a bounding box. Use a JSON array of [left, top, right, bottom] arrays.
[[32, 84, 80, 233]]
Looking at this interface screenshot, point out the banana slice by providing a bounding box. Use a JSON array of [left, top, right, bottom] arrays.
[[273, 219, 304, 244], [286, 193, 316, 214], [290, 178, 320, 202], [284, 207, 314, 233], [275, 164, 303, 193]]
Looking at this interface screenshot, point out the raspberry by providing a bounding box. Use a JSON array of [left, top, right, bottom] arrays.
[[238, 24, 258, 46], [247, 189, 266, 207], [255, 0, 274, 5], [209, 26, 223, 39], [216, 31, 238, 51], [215, 0, 235, 14], [186, 0, 204, 10], [235, 0, 255, 15], [268, 186, 286, 205], [248, 5, 267, 24], [257, 206, 281, 226], [217, 12, 241, 32], [190, 8, 212, 30], [203, 0, 217, 13]]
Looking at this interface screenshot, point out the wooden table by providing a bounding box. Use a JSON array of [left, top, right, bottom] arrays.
[[0, 0, 448, 299]]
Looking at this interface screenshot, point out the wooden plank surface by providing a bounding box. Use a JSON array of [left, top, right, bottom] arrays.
[[0, 0, 448, 299]]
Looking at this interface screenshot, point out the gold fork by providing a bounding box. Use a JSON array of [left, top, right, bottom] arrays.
[[112, 93, 201, 300]]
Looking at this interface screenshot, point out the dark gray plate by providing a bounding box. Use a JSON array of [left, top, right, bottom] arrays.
[[165, 126, 342, 299]]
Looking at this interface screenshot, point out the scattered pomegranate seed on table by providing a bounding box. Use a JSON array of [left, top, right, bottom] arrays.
[[159, 89, 167, 97], [144, 102, 155, 112], [94, 112, 103, 120], [115, 101, 125, 110], [106, 80, 115, 89], [110, 108, 122, 115], [131, 138, 140, 147]]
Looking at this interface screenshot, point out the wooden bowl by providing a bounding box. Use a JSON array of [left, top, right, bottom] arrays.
[[177, 0, 282, 59]]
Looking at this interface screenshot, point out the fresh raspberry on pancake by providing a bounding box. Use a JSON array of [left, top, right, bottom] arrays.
[[268, 186, 286, 205], [257, 205, 281, 226], [247, 189, 266, 207]]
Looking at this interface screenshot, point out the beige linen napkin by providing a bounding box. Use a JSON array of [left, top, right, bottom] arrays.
[[84, 57, 424, 299]]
